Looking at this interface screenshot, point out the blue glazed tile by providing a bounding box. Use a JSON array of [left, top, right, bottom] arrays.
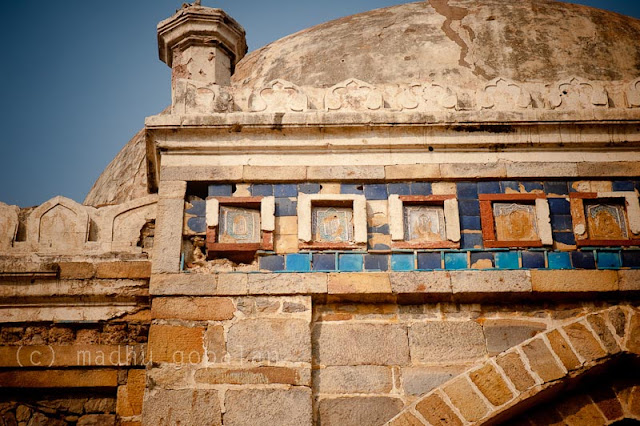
[[388, 183, 411, 195], [260, 255, 285, 271], [459, 200, 480, 216], [187, 217, 206, 233], [597, 251, 621, 269], [286, 253, 311, 272], [501, 181, 520, 192], [612, 181, 635, 192], [417, 252, 442, 270], [445, 252, 468, 270], [364, 184, 388, 200], [251, 184, 273, 196], [411, 182, 432, 195], [477, 181, 501, 194], [275, 198, 297, 216], [339, 254, 364, 272], [364, 254, 389, 271], [456, 182, 478, 199], [571, 251, 596, 269], [391, 253, 415, 271], [298, 183, 321, 194], [551, 215, 573, 232], [274, 184, 298, 197], [461, 216, 482, 231], [554, 232, 576, 246], [548, 198, 571, 215], [186, 200, 206, 216], [470, 252, 494, 268], [522, 182, 544, 192], [544, 181, 569, 196], [522, 251, 545, 269], [496, 251, 520, 269], [622, 251, 640, 268], [312, 254, 336, 271], [208, 184, 233, 197], [548, 252, 572, 270], [461, 233, 483, 249], [341, 184, 364, 195], [368, 224, 390, 234]]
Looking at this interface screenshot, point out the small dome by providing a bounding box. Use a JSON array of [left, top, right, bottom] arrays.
[[232, 0, 640, 89]]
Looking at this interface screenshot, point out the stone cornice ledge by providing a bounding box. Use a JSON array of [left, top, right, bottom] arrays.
[[150, 270, 640, 301]]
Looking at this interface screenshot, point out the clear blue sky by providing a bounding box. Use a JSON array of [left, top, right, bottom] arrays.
[[1, 1, 639, 207]]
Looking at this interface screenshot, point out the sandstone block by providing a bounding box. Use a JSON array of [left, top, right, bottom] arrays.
[[77, 414, 116, 425], [224, 388, 312, 426], [275, 234, 299, 253], [415, 393, 463, 426], [227, 318, 310, 362], [161, 165, 242, 182], [388, 412, 425, 426], [496, 351, 536, 392], [248, 273, 327, 294], [243, 165, 307, 181], [0, 369, 117, 388], [563, 322, 607, 362], [389, 271, 451, 293], [116, 369, 145, 417], [145, 364, 194, 389], [317, 396, 403, 426], [590, 387, 625, 421], [151, 297, 235, 321], [443, 377, 490, 422], [95, 262, 151, 279], [531, 270, 618, 292], [450, 270, 531, 294], [58, 262, 95, 279], [385, 164, 441, 180], [149, 273, 218, 296], [505, 162, 578, 178], [522, 338, 565, 382], [608, 307, 629, 340], [619, 270, 640, 291], [440, 162, 507, 178], [626, 310, 640, 354], [483, 319, 546, 355], [586, 313, 621, 354], [142, 389, 221, 425], [307, 165, 385, 180], [546, 329, 581, 371], [432, 182, 457, 195], [328, 273, 392, 294], [556, 394, 608, 425], [577, 162, 640, 177], [152, 198, 185, 274], [409, 321, 486, 362], [216, 273, 248, 295], [205, 325, 226, 363], [195, 366, 310, 386], [401, 366, 467, 396], [314, 366, 393, 394], [275, 216, 298, 234], [469, 364, 514, 407], [313, 323, 409, 366], [148, 325, 204, 364]]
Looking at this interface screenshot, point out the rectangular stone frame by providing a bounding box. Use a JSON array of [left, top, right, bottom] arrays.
[[389, 195, 460, 249], [570, 191, 640, 247], [297, 193, 367, 250], [205, 196, 275, 255], [479, 193, 552, 248]]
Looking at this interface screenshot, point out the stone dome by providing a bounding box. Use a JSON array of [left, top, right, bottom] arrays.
[[232, 0, 640, 89]]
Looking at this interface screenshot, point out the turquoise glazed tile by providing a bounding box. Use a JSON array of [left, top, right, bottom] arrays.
[[548, 252, 572, 270], [445, 252, 468, 270], [596, 251, 621, 269], [285, 254, 310, 272], [391, 254, 414, 271], [339, 253, 364, 272], [495, 251, 520, 269]]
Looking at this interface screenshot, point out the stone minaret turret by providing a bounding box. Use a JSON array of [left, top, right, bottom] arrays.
[[157, 4, 247, 87]]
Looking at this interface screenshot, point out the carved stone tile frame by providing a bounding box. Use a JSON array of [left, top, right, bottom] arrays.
[[389, 195, 460, 249], [297, 193, 367, 250], [479, 193, 552, 248], [205, 196, 275, 255], [570, 191, 640, 247]]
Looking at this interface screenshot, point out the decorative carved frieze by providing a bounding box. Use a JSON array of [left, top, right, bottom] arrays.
[[172, 79, 235, 114], [627, 78, 640, 108], [324, 79, 384, 111], [548, 77, 609, 110], [0, 202, 19, 251], [249, 79, 308, 113], [479, 78, 532, 110]]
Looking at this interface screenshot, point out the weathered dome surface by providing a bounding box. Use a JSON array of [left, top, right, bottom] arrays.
[[84, 129, 149, 207], [232, 0, 640, 89]]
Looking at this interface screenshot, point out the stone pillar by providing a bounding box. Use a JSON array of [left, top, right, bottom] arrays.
[[157, 5, 247, 87], [151, 181, 186, 274]]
